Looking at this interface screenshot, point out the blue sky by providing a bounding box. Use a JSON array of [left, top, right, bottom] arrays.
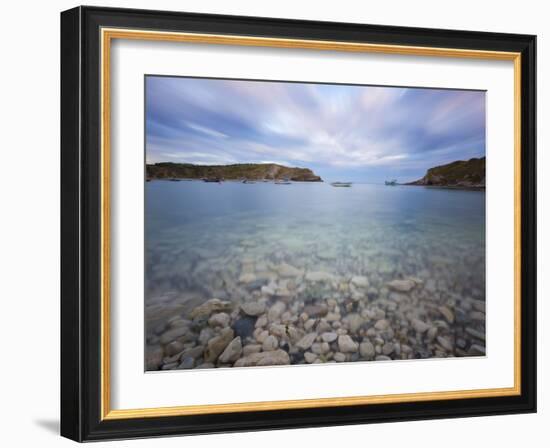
[[146, 76, 485, 183]]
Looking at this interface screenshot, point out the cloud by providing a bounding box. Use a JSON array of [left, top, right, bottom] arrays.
[[145, 77, 485, 181]]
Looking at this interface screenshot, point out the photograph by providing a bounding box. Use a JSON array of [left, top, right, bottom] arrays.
[[144, 76, 487, 371]]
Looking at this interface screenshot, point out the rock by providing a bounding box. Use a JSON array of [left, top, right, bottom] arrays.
[[159, 326, 190, 344], [427, 326, 438, 343], [359, 341, 375, 359], [178, 357, 195, 369], [268, 301, 286, 321], [296, 332, 317, 350], [262, 335, 279, 351], [195, 362, 215, 369], [276, 263, 304, 278], [351, 276, 369, 288], [255, 315, 268, 328], [146, 345, 164, 370], [311, 342, 330, 355], [346, 313, 363, 333], [303, 304, 328, 318], [238, 273, 257, 283], [218, 337, 243, 363], [374, 319, 390, 331], [410, 318, 431, 333], [242, 344, 262, 356], [304, 352, 318, 363], [204, 328, 234, 362], [471, 300, 486, 312], [438, 306, 455, 324], [241, 302, 266, 317], [387, 278, 416, 292], [437, 336, 453, 351], [261, 285, 276, 296], [179, 345, 204, 361], [305, 271, 335, 282], [190, 299, 232, 319], [232, 316, 257, 339], [338, 335, 358, 353], [234, 349, 291, 367], [465, 327, 486, 341], [375, 355, 392, 361], [469, 344, 486, 355], [333, 352, 346, 362], [198, 327, 215, 345], [304, 319, 316, 331], [256, 330, 269, 343], [208, 312, 231, 327], [321, 332, 338, 343], [382, 342, 394, 356], [165, 340, 185, 356], [161, 362, 179, 370]]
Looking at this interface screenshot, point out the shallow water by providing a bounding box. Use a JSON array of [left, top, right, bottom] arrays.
[[145, 181, 486, 370]]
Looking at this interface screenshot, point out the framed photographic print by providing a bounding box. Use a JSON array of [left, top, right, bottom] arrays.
[[60, 6, 536, 442]]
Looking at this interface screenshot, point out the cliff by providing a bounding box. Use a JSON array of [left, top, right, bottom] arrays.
[[406, 157, 485, 189], [146, 162, 323, 182]]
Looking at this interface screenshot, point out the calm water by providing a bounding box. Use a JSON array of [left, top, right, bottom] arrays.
[[145, 181, 486, 370]]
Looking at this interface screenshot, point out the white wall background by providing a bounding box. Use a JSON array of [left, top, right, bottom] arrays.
[[0, 0, 546, 446]]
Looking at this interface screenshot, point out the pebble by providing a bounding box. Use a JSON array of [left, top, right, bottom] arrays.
[[208, 312, 230, 327], [387, 278, 416, 292], [321, 332, 338, 343], [465, 327, 486, 341], [437, 336, 453, 351], [374, 319, 390, 331], [296, 332, 317, 350], [410, 318, 431, 333], [190, 299, 232, 319], [351, 276, 369, 288], [242, 344, 262, 356], [333, 352, 346, 362], [382, 342, 394, 355], [268, 301, 286, 321], [438, 306, 455, 324], [204, 328, 234, 362], [338, 335, 358, 353], [234, 349, 290, 367], [276, 263, 304, 278], [241, 302, 266, 316], [159, 326, 189, 344], [165, 340, 185, 356], [304, 352, 318, 363], [262, 335, 279, 351], [218, 337, 243, 363], [146, 345, 164, 370], [178, 357, 195, 369], [305, 271, 334, 282], [359, 341, 375, 359]]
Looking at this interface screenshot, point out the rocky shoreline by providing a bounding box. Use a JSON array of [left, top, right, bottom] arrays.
[[146, 260, 486, 371]]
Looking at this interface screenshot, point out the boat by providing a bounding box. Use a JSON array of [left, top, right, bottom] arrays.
[[203, 177, 222, 183], [385, 179, 398, 186], [331, 182, 352, 187], [242, 179, 256, 184]]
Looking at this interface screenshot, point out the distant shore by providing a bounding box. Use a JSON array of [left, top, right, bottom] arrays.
[[146, 162, 323, 182]]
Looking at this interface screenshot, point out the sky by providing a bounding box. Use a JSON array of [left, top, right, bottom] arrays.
[[145, 76, 486, 183]]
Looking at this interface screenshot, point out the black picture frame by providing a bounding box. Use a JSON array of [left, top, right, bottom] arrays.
[[61, 5, 536, 442]]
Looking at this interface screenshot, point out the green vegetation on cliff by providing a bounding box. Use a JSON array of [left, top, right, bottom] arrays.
[[407, 157, 485, 189], [146, 162, 323, 182]]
